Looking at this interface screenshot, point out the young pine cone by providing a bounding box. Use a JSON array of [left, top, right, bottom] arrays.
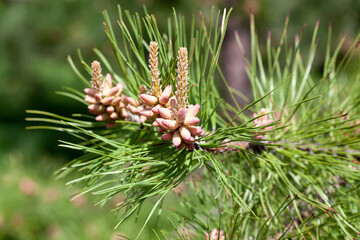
[[84, 73, 128, 128], [138, 41, 172, 120], [139, 85, 172, 120], [155, 102, 202, 150], [253, 108, 274, 139], [123, 95, 147, 123]]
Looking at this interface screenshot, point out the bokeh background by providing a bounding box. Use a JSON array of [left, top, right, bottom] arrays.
[[0, 0, 358, 239]]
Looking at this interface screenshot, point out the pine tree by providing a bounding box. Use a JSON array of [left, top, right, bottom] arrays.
[[27, 6, 360, 239]]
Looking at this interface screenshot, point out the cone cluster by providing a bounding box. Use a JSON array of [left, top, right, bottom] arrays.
[[84, 62, 147, 128], [253, 108, 274, 139], [139, 43, 202, 150], [139, 84, 172, 119], [156, 103, 202, 150], [155, 47, 202, 150], [84, 42, 202, 150], [139, 41, 172, 119]]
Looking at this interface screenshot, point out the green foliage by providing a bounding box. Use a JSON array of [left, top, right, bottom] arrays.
[[26, 5, 360, 239], [174, 13, 360, 240]]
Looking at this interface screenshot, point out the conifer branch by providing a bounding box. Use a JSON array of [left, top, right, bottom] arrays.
[[26, 5, 360, 239]]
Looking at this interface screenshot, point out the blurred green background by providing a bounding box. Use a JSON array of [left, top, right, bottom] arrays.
[[0, 0, 358, 239]]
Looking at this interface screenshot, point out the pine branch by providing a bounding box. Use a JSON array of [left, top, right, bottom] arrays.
[[26, 5, 360, 239]]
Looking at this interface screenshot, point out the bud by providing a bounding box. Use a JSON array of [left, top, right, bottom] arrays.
[[162, 119, 179, 130], [125, 96, 138, 107], [159, 85, 172, 105], [140, 109, 155, 118], [95, 113, 110, 121], [110, 97, 122, 105], [187, 126, 202, 135], [106, 106, 115, 113], [139, 115, 147, 123], [115, 83, 125, 96], [88, 104, 105, 114], [149, 41, 162, 98], [84, 88, 97, 96], [179, 126, 192, 141], [175, 47, 189, 111], [85, 95, 97, 104], [91, 61, 102, 92], [186, 104, 200, 118], [102, 73, 112, 92], [177, 108, 186, 123], [103, 86, 119, 97], [184, 117, 200, 126], [172, 130, 182, 147], [139, 94, 158, 105], [161, 131, 173, 141], [101, 97, 115, 105], [109, 112, 119, 120], [158, 108, 174, 119]]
